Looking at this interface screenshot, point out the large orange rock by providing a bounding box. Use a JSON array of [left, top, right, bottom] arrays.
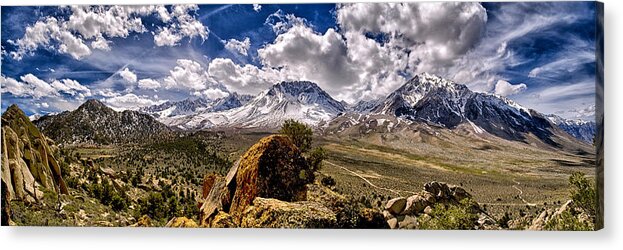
[[228, 135, 313, 222]]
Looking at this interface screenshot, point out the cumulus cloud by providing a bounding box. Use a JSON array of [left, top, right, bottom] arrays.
[[253, 4, 262, 12], [219, 3, 488, 102], [119, 67, 137, 83], [9, 4, 208, 60], [207, 58, 287, 95], [137, 78, 161, 90], [153, 4, 209, 47], [50, 78, 92, 97], [1, 74, 91, 99], [494, 80, 527, 96], [224, 37, 251, 56], [163, 59, 212, 90], [103, 93, 165, 110]]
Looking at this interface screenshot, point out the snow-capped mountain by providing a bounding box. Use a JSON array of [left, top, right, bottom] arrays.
[[546, 114, 596, 143], [164, 81, 346, 129], [369, 72, 569, 145], [351, 99, 382, 114], [140, 93, 254, 119]]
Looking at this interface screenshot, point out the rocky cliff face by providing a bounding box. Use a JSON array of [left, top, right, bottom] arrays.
[[1, 104, 68, 203]]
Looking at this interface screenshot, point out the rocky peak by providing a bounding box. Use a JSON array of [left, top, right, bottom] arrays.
[[2, 104, 69, 203]]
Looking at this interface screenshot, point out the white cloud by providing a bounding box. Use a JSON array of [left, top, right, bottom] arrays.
[[90, 36, 111, 51], [192, 88, 230, 100], [1, 75, 32, 97], [153, 27, 182, 46], [253, 4, 262, 12], [137, 78, 161, 90], [10, 4, 209, 60], [154, 4, 209, 47], [119, 67, 137, 83], [224, 37, 251, 56], [103, 93, 165, 110], [1, 74, 91, 99], [50, 78, 92, 97], [494, 80, 527, 96], [207, 58, 286, 95], [163, 59, 212, 90]]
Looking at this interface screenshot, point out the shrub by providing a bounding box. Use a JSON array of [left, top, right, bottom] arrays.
[[308, 147, 326, 171], [569, 172, 596, 220], [544, 210, 593, 231], [111, 194, 127, 212], [418, 199, 478, 230], [279, 119, 313, 152]]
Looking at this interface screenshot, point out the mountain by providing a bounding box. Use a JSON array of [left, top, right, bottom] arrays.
[[546, 114, 596, 143], [140, 93, 254, 119], [34, 99, 172, 145], [165, 81, 346, 130], [351, 99, 382, 114], [325, 73, 588, 150], [1, 104, 68, 203]]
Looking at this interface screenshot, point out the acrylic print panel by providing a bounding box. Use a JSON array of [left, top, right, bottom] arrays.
[[0, 2, 604, 230]]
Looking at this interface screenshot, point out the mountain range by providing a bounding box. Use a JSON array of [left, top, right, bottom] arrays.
[[34, 99, 172, 145], [27, 73, 594, 146]]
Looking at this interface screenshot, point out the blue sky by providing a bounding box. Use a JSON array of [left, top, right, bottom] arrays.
[[1, 2, 598, 121]]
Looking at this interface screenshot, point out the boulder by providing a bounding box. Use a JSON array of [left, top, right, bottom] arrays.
[[450, 185, 472, 202], [131, 215, 152, 227], [199, 175, 231, 226], [385, 197, 407, 215], [387, 217, 399, 229], [165, 217, 199, 228], [398, 215, 418, 229], [229, 135, 313, 222], [424, 181, 452, 199], [402, 192, 435, 215], [240, 197, 337, 228], [210, 211, 236, 228]]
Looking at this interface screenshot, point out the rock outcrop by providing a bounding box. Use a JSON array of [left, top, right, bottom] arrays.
[[1, 105, 68, 203], [240, 197, 337, 228], [199, 134, 385, 228], [200, 135, 315, 226], [383, 181, 494, 229], [131, 215, 152, 227], [165, 217, 199, 228]]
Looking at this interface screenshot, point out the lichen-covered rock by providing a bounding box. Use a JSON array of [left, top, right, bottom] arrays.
[[210, 211, 236, 228], [229, 135, 313, 222], [165, 217, 199, 228], [1, 105, 68, 203], [240, 197, 336, 228]]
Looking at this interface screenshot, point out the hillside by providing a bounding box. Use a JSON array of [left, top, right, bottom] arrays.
[[34, 99, 172, 145]]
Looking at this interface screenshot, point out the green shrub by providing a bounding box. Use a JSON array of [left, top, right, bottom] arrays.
[[544, 210, 593, 231], [418, 199, 478, 230], [569, 172, 596, 220], [308, 147, 326, 171], [279, 119, 313, 152]]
